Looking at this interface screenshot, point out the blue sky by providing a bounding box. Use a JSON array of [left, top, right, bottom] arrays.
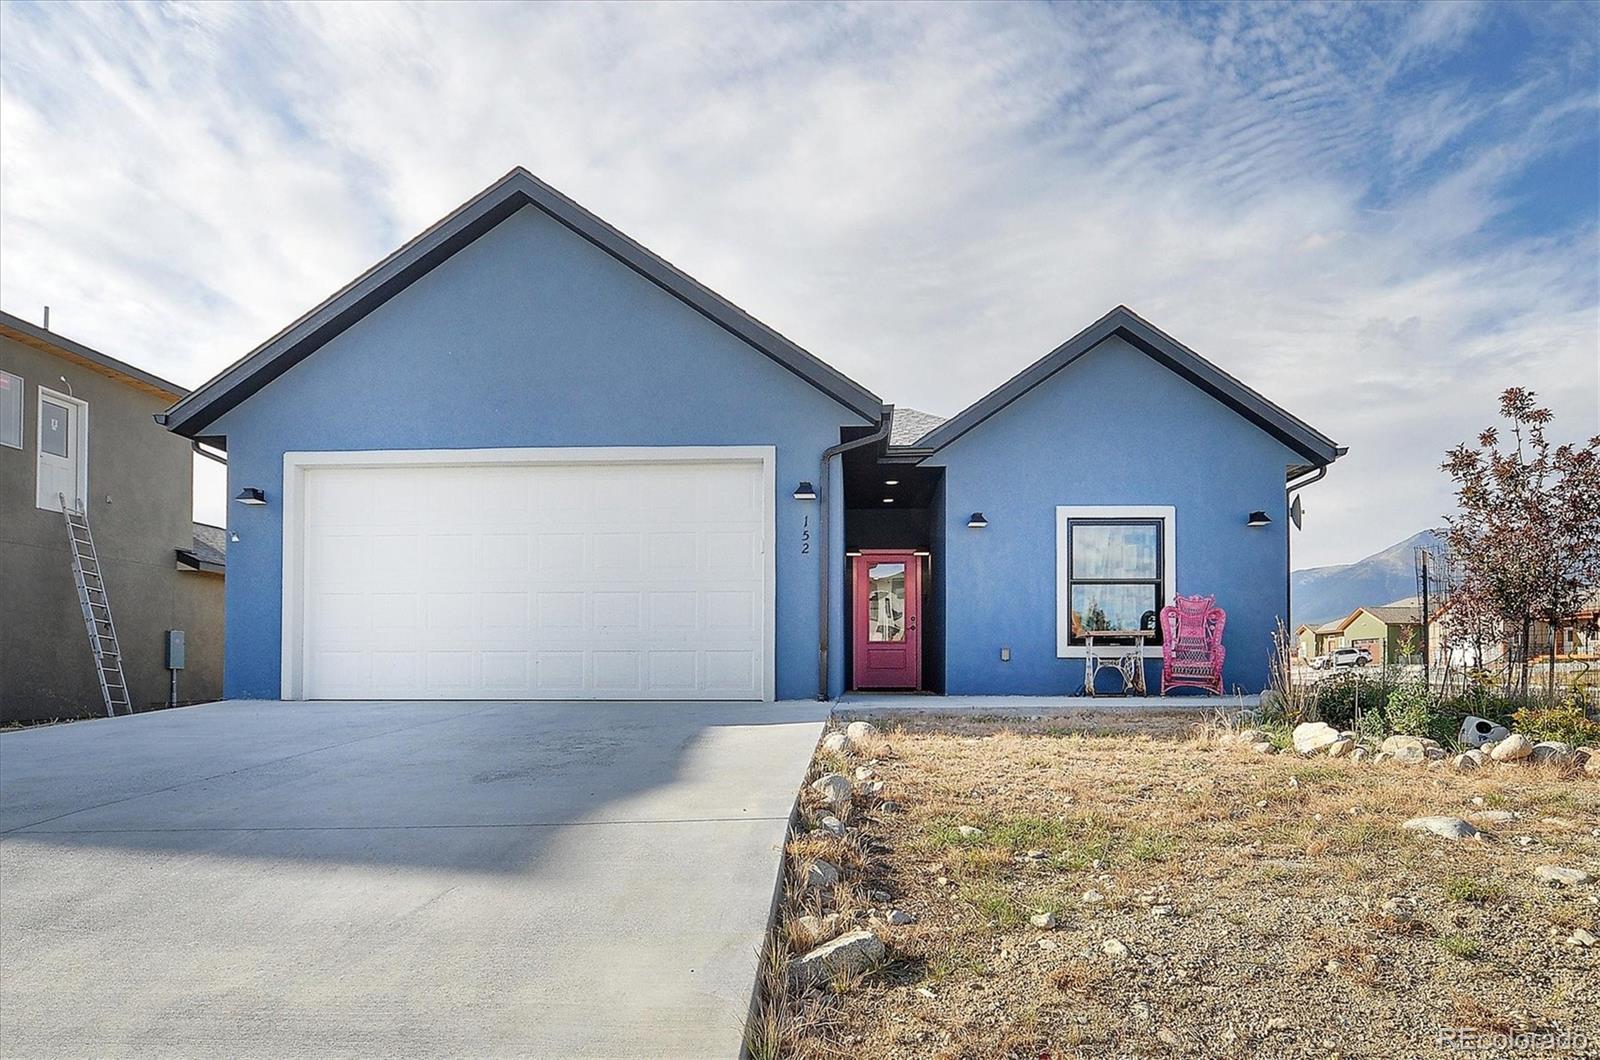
[[1, 0, 1595, 567]]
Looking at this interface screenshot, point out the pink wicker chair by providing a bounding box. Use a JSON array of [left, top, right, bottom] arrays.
[[1159, 594, 1226, 696]]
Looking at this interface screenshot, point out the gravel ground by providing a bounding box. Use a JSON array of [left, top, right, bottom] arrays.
[[768, 715, 1599, 1059]]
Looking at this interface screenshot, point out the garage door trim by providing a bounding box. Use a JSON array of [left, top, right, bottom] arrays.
[[280, 446, 778, 701]]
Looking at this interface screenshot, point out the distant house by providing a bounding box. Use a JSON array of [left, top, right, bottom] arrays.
[[1294, 623, 1317, 661], [1429, 593, 1600, 671], [1312, 604, 1422, 664], [0, 311, 224, 721]]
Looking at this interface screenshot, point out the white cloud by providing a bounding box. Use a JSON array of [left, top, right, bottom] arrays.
[[1, 1, 1595, 565]]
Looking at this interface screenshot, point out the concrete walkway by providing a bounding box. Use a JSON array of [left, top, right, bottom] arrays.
[[0, 699, 827, 1059]]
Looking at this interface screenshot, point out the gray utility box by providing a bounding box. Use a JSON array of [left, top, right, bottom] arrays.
[[165, 629, 186, 670]]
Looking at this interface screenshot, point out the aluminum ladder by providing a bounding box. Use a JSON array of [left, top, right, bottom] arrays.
[[60, 495, 131, 716]]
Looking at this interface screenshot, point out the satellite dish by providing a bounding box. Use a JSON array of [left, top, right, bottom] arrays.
[[1290, 494, 1304, 530]]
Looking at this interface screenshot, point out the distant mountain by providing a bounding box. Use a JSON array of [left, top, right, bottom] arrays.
[[1292, 530, 1445, 628]]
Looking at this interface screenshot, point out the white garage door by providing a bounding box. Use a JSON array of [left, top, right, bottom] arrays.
[[293, 452, 772, 701]]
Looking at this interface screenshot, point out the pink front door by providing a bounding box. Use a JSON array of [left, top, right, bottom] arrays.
[[852, 551, 922, 690]]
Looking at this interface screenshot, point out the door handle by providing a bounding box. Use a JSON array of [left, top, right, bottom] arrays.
[[908, 617, 917, 632]]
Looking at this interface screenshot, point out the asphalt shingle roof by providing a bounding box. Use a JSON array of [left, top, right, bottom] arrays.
[[889, 407, 947, 447], [181, 522, 227, 570]]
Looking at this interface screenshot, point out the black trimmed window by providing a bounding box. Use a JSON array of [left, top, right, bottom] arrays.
[[1065, 518, 1164, 645]]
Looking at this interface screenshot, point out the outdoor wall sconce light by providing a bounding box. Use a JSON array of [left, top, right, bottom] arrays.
[[792, 481, 816, 500], [882, 497, 895, 504], [235, 487, 267, 506], [968, 512, 988, 528], [884, 479, 900, 486], [1247, 510, 1272, 527]]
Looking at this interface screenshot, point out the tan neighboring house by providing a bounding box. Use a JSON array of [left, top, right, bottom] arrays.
[[0, 310, 223, 722], [1294, 623, 1318, 662]]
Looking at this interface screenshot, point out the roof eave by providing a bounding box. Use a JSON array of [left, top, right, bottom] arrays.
[[0, 312, 188, 400]]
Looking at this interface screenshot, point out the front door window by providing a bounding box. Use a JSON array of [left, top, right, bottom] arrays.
[[867, 562, 906, 642], [40, 400, 70, 458]]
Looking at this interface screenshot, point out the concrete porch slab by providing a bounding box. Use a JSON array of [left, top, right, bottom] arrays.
[[832, 692, 1260, 718]]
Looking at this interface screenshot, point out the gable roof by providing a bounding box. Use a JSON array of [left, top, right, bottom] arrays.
[[159, 168, 883, 438], [888, 406, 947, 447], [911, 305, 1344, 470], [176, 522, 227, 574], [1358, 606, 1422, 626], [0, 310, 187, 401]]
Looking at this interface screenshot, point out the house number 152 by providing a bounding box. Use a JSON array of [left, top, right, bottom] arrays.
[[800, 514, 811, 555]]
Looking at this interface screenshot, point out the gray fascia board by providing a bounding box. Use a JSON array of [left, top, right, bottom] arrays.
[[916, 306, 1342, 466], [162, 169, 881, 436], [0, 310, 189, 398]]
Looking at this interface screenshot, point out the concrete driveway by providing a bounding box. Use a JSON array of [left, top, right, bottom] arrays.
[[0, 699, 826, 1058]]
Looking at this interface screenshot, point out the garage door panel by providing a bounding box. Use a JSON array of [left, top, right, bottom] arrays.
[[299, 457, 768, 700], [371, 594, 422, 631]]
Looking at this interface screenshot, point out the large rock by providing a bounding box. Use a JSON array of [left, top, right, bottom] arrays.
[[844, 721, 880, 751], [1489, 734, 1533, 762], [1451, 751, 1486, 772], [1530, 741, 1575, 765], [1533, 865, 1593, 887], [1326, 739, 1352, 759], [1402, 816, 1479, 840], [1292, 722, 1343, 755], [803, 860, 841, 891], [810, 773, 853, 811], [1381, 735, 1438, 764], [820, 732, 848, 754], [788, 929, 885, 989]]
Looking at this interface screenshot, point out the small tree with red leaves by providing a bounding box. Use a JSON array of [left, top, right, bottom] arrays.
[[1441, 388, 1600, 699]]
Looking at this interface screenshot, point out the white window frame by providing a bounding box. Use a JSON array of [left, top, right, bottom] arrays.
[[0, 369, 22, 449], [280, 445, 778, 702], [1056, 505, 1176, 659], [35, 385, 89, 513]]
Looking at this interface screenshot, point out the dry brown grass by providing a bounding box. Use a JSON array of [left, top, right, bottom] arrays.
[[761, 713, 1599, 1059]]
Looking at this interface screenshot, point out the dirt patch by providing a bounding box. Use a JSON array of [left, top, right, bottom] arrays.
[[763, 718, 1598, 1059]]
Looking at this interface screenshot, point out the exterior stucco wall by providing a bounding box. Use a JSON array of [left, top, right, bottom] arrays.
[[0, 335, 224, 721], [925, 335, 1301, 695], [209, 204, 868, 702]]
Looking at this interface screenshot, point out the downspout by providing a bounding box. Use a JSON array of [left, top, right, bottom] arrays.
[[1284, 464, 1329, 635], [817, 405, 894, 701]]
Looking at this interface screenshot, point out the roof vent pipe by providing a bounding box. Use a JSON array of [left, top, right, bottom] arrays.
[[42, 306, 49, 331], [816, 406, 894, 701]]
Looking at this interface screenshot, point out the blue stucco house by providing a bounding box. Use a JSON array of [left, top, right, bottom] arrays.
[[159, 169, 1343, 703]]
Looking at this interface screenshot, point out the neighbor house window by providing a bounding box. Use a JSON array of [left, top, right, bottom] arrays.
[[1056, 506, 1176, 657], [0, 370, 19, 449]]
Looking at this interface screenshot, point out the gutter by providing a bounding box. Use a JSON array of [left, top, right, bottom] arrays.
[[1284, 463, 1331, 632], [817, 406, 893, 701]]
